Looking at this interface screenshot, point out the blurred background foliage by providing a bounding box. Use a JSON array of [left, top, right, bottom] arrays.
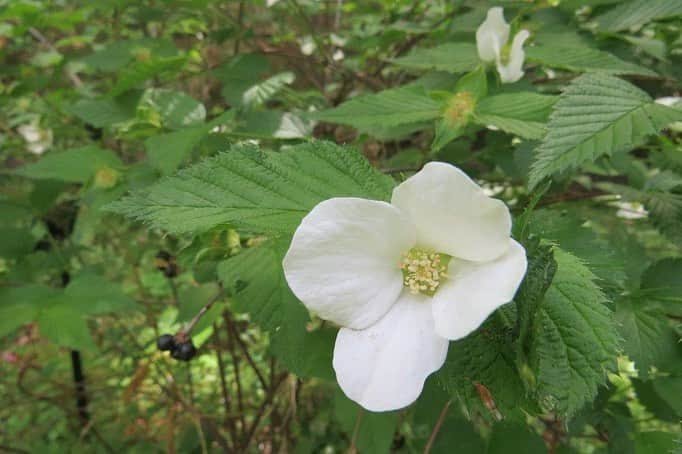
[[0, 0, 681, 453]]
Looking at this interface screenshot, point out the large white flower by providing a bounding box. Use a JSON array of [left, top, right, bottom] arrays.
[[476, 7, 530, 84], [283, 162, 527, 412]]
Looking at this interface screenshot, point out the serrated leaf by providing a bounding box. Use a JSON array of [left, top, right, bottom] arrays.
[[217, 237, 299, 332], [437, 316, 533, 419], [526, 45, 657, 76], [529, 74, 682, 188], [107, 141, 395, 235], [515, 241, 557, 369], [310, 86, 442, 129], [390, 42, 479, 74], [530, 248, 619, 417], [596, 0, 682, 32], [14, 145, 123, 183], [615, 295, 678, 377], [474, 93, 558, 139]]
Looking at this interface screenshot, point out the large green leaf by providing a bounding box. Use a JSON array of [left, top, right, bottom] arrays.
[[526, 45, 657, 76], [474, 93, 558, 139], [529, 248, 619, 417], [217, 238, 335, 379], [107, 141, 395, 235], [145, 127, 207, 175], [334, 392, 399, 454], [390, 43, 479, 74], [529, 74, 682, 188], [595, 0, 682, 31], [0, 286, 56, 338], [14, 145, 123, 183], [67, 97, 135, 127], [310, 86, 442, 129]]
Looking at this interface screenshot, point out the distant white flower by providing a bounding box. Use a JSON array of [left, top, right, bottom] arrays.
[[283, 162, 527, 411], [17, 123, 52, 155], [476, 7, 530, 84]]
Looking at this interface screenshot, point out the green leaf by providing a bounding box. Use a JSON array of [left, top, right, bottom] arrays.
[[217, 238, 299, 332], [0, 227, 35, 259], [529, 74, 682, 188], [239, 71, 295, 108], [107, 141, 395, 235], [81, 38, 178, 72], [515, 241, 558, 373], [310, 85, 442, 129], [634, 431, 677, 454], [139, 89, 206, 130], [437, 316, 533, 420], [615, 295, 678, 377], [390, 43, 479, 74], [217, 238, 335, 378], [334, 391, 399, 454], [633, 378, 681, 421], [474, 93, 558, 140], [145, 127, 207, 175], [529, 248, 619, 417], [212, 53, 271, 108], [177, 283, 223, 334], [595, 0, 682, 32], [61, 272, 137, 315], [0, 286, 55, 338], [640, 258, 682, 308], [109, 56, 187, 97], [526, 45, 657, 76], [37, 304, 96, 351], [67, 98, 135, 128], [487, 421, 547, 454], [14, 145, 123, 183]]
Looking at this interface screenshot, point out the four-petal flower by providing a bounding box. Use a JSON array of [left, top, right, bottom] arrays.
[[476, 7, 530, 84], [283, 162, 527, 411]]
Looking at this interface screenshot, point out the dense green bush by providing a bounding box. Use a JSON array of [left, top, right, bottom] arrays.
[[1, 0, 681, 452]]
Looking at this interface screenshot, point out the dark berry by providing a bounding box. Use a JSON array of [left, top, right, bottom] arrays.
[[155, 250, 179, 278], [157, 334, 176, 352], [171, 341, 196, 361]]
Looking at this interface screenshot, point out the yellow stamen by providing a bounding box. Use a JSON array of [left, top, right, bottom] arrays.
[[399, 248, 450, 296]]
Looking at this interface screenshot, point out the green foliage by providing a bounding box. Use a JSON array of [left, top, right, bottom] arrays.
[[311, 85, 442, 128], [529, 74, 682, 188], [107, 141, 394, 235], [2, 0, 682, 451], [596, 0, 682, 31], [528, 249, 619, 417], [13, 145, 123, 183], [474, 93, 557, 139]]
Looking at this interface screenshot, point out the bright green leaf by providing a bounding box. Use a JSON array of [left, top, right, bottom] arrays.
[[14, 145, 123, 183]]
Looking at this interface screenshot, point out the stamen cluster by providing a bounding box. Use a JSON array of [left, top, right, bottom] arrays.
[[400, 248, 448, 296]]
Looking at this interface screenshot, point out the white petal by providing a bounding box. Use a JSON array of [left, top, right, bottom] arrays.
[[333, 292, 449, 412], [476, 7, 510, 62], [496, 30, 530, 84], [391, 162, 512, 262], [283, 197, 416, 329], [431, 239, 527, 340]]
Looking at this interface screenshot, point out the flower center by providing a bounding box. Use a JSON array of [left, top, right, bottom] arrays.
[[400, 247, 450, 296]]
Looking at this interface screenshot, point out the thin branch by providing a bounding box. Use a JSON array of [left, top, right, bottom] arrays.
[[225, 315, 268, 390], [347, 408, 364, 454], [423, 400, 451, 454], [178, 287, 224, 338]]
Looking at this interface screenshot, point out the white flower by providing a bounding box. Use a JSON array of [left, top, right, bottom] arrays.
[[476, 7, 530, 84], [17, 123, 53, 155], [283, 162, 527, 412]]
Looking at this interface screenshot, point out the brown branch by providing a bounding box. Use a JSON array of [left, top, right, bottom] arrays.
[[423, 400, 451, 454], [347, 408, 364, 454], [225, 314, 268, 390], [241, 372, 289, 451]]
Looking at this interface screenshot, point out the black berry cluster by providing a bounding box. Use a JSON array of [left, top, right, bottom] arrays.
[[156, 334, 197, 361], [155, 250, 179, 278]]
